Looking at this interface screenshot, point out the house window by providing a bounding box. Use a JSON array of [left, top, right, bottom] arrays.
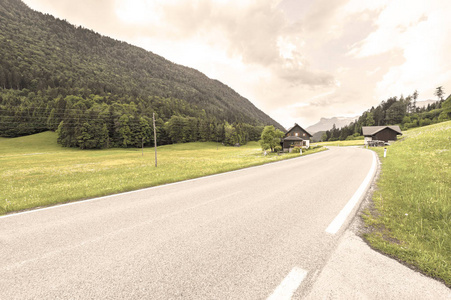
[[303, 133, 306, 137], [295, 133, 298, 136]]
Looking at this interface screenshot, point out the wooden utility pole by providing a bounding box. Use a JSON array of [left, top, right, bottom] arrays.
[[153, 112, 157, 167]]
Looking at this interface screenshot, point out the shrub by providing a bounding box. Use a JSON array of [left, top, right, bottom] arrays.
[[292, 146, 301, 153], [438, 111, 449, 122], [346, 135, 364, 140], [404, 121, 418, 130], [274, 145, 282, 152], [259, 140, 270, 151], [420, 118, 432, 126]]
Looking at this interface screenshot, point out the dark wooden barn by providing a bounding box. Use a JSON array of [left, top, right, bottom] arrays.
[[362, 126, 402, 144], [281, 123, 312, 151]]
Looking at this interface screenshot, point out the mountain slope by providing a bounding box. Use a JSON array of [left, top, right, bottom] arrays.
[[311, 131, 326, 142], [0, 0, 283, 133], [306, 116, 357, 134]]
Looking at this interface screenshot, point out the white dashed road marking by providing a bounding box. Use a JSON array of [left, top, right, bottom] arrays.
[[267, 267, 308, 300]]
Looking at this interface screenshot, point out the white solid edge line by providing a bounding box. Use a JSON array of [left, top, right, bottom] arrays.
[[325, 150, 377, 235], [267, 267, 308, 300], [1, 151, 329, 220]]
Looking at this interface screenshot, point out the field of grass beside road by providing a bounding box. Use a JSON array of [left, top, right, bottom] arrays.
[[0, 132, 326, 215], [315, 139, 365, 147], [363, 121, 451, 286]]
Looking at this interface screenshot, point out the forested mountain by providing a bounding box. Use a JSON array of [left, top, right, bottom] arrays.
[[0, 0, 283, 148]]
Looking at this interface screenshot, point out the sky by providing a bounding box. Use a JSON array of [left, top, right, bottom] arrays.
[[22, 0, 451, 129]]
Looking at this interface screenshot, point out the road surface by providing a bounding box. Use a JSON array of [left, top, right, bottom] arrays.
[[1, 147, 376, 299]]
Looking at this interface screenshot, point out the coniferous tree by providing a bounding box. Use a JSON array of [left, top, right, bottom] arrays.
[[434, 86, 445, 101]]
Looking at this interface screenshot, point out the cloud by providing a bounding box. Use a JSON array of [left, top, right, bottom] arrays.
[[275, 64, 334, 86], [114, 0, 282, 64], [347, 0, 451, 100], [302, 0, 349, 33], [113, 0, 336, 88], [25, 0, 118, 29]]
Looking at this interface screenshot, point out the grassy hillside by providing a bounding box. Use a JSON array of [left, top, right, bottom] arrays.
[[363, 121, 451, 286], [0, 132, 325, 215], [0, 131, 61, 153]]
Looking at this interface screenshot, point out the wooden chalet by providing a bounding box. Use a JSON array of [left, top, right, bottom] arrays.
[[281, 123, 312, 152], [362, 126, 402, 144]]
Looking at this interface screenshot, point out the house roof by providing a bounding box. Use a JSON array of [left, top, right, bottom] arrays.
[[283, 136, 304, 141], [285, 123, 313, 137], [362, 126, 402, 136]]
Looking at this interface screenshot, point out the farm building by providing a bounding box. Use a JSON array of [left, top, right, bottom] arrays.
[[281, 123, 312, 151], [362, 126, 402, 144]]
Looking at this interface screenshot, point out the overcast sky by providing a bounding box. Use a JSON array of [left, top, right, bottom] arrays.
[[23, 0, 451, 128]]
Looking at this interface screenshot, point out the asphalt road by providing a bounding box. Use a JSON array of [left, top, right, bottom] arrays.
[[0, 146, 376, 299]]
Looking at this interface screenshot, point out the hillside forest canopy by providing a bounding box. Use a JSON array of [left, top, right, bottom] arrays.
[[0, 0, 282, 149]]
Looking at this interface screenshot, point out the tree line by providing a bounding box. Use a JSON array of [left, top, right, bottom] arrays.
[[321, 87, 451, 141], [0, 88, 264, 149]]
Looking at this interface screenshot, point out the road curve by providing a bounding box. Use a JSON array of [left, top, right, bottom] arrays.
[[0, 146, 375, 299]]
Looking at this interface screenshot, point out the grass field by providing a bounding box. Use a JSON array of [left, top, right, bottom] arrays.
[[0, 132, 326, 215], [363, 121, 451, 286], [315, 139, 365, 147]]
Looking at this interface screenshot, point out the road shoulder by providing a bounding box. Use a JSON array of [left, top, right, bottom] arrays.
[[303, 155, 451, 299], [303, 229, 451, 299]]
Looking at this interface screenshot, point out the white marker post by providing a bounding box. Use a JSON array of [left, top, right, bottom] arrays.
[[384, 147, 387, 158], [153, 112, 157, 167]]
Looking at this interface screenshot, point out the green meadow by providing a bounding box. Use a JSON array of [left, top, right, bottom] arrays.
[[363, 121, 451, 286], [0, 132, 325, 215], [315, 139, 365, 147]]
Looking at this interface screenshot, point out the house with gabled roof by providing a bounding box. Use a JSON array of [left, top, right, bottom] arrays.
[[281, 123, 313, 152], [362, 126, 402, 144]]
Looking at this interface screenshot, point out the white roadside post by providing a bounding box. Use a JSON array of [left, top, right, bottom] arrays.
[[384, 147, 387, 158], [153, 112, 157, 167]]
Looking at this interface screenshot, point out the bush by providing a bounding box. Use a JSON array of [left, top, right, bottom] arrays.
[[404, 121, 418, 130], [420, 118, 432, 126], [292, 146, 301, 153], [438, 111, 450, 122], [346, 135, 364, 140], [259, 140, 270, 151], [274, 145, 282, 152]]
